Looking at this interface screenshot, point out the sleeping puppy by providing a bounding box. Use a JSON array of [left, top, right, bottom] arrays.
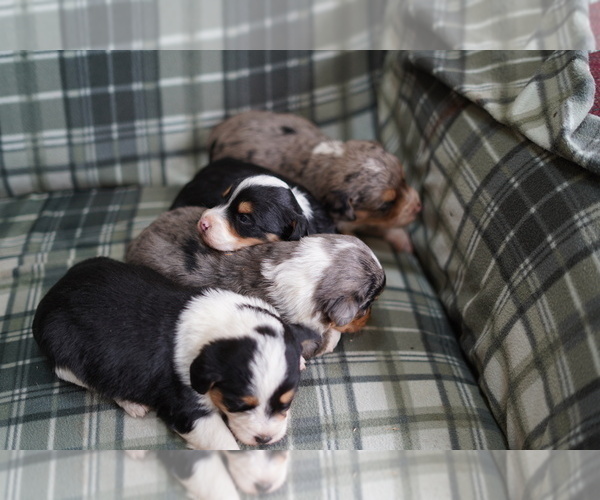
[[125, 206, 386, 358], [170, 158, 336, 252], [32, 257, 309, 450], [208, 110, 422, 252], [131, 450, 289, 498]]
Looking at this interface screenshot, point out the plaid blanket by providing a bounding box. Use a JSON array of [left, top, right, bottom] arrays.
[[0, 50, 383, 197], [379, 50, 600, 449], [2, 450, 599, 499], [0, 187, 506, 450], [0, 1, 593, 51]]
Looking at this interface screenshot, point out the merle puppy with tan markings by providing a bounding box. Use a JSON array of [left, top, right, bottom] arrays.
[[125, 206, 386, 358], [208, 110, 422, 252], [170, 158, 336, 252], [32, 257, 311, 449]]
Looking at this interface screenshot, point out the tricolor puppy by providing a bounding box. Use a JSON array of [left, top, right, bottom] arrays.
[[32, 257, 309, 449], [125, 206, 386, 358], [170, 158, 336, 252], [136, 450, 289, 499], [208, 110, 422, 252]]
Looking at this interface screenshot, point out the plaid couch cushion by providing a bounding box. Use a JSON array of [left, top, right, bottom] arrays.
[[0, 187, 506, 450], [0, 50, 383, 198], [379, 51, 600, 449], [2, 450, 599, 499]]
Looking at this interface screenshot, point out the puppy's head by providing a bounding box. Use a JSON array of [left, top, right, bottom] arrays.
[[312, 140, 421, 227], [261, 235, 386, 351], [198, 175, 311, 251], [182, 292, 310, 446], [222, 451, 289, 495], [314, 235, 386, 333]]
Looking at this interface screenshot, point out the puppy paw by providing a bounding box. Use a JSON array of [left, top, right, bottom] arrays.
[[385, 227, 414, 253], [115, 399, 151, 418], [300, 356, 307, 371]]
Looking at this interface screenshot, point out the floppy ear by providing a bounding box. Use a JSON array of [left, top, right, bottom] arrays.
[[189, 354, 222, 394], [284, 323, 322, 361], [323, 191, 355, 221], [286, 216, 309, 240], [324, 296, 359, 327]]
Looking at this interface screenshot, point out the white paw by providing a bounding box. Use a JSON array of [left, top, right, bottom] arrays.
[[385, 227, 413, 253], [115, 399, 151, 418]]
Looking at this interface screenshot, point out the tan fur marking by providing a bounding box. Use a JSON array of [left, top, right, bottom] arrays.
[[238, 201, 253, 214], [242, 395, 259, 407], [279, 390, 295, 405], [334, 309, 372, 333], [382, 188, 397, 203], [266, 233, 281, 242], [222, 185, 232, 197], [209, 388, 228, 414]]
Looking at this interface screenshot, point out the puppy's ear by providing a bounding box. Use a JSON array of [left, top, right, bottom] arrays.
[[286, 216, 309, 240], [189, 355, 222, 394], [324, 296, 359, 328], [323, 191, 355, 221], [285, 323, 321, 361]]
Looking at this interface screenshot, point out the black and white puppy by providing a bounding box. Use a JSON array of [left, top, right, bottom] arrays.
[[170, 158, 336, 251], [131, 450, 289, 498], [32, 257, 311, 449], [126, 207, 386, 358]]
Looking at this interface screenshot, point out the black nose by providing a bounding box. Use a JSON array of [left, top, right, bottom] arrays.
[[255, 481, 272, 493], [255, 435, 272, 445]]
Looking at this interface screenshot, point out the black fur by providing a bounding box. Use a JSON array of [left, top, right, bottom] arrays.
[[170, 158, 336, 239], [31, 257, 304, 443]]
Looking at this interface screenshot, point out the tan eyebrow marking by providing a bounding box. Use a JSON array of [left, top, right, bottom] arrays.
[[238, 201, 253, 214], [279, 390, 295, 405], [242, 395, 259, 407], [382, 188, 397, 202], [222, 185, 232, 197]]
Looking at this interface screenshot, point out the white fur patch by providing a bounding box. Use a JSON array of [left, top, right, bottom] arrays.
[[115, 399, 150, 418], [182, 452, 241, 500], [173, 290, 281, 386], [311, 140, 345, 157], [231, 175, 289, 200], [291, 187, 313, 220], [180, 412, 240, 450], [55, 367, 89, 389], [261, 237, 331, 331], [200, 206, 243, 251], [224, 451, 289, 495]]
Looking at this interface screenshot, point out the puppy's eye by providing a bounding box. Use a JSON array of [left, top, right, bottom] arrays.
[[379, 200, 394, 213], [237, 213, 252, 225], [228, 402, 255, 413]]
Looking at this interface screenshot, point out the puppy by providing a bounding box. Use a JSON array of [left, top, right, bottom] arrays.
[[208, 110, 422, 252], [171, 158, 336, 251], [125, 207, 386, 358], [132, 450, 289, 498], [32, 257, 309, 450]]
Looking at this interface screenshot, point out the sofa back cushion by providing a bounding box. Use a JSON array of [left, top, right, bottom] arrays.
[[0, 50, 383, 197], [379, 50, 600, 449]]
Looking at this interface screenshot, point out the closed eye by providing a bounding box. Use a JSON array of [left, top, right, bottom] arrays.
[[237, 213, 252, 225]]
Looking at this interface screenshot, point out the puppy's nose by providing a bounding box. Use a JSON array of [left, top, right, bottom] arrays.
[[198, 217, 210, 232], [255, 435, 272, 445], [413, 199, 422, 213], [254, 482, 272, 493]]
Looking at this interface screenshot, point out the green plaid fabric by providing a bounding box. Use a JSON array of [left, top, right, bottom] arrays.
[[379, 51, 600, 449], [0, 50, 383, 197], [0, 450, 511, 499], [0, 187, 506, 450], [2, 450, 599, 499], [381, 1, 594, 50], [0, 1, 593, 51]]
